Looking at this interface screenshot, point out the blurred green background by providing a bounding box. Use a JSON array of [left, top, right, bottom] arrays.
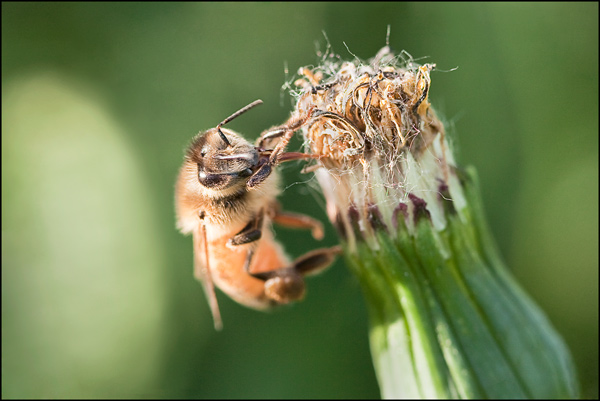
[[2, 2, 597, 399]]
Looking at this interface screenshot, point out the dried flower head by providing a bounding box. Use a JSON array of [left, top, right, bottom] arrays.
[[291, 47, 464, 251]]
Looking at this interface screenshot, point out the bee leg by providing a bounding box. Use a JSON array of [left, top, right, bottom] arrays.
[[249, 246, 341, 304], [228, 226, 261, 246], [248, 130, 294, 188], [256, 108, 314, 149], [257, 127, 287, 148], [244, 241, 340, 282], [228, 211, 265, 246], [242, 248, 256, 275], [194, 216, 223, 331], [247, 163, 272, 189], [249, 246, 341, 280], [247, 150, 320, 189], [291, 245, 342, 277], [271, 209, 325, 240], [249, 110, 319, 189]]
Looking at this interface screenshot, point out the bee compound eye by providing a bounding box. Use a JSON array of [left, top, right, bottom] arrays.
[[198, 170, 228, 188], [264, 273, 306, 304]]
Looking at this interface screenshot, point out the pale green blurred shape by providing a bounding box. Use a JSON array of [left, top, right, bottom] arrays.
[[2, 74, 166, 398]]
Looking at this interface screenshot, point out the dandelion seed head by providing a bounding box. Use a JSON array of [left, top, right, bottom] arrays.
[[289, 47, 463, 247]]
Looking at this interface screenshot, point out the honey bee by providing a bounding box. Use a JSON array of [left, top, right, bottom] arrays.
[[175, 100, 340, 330]]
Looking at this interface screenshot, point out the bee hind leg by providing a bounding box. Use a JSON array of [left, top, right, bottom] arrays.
[[291, 245, 342, 277], [250, 246, 342, 304]]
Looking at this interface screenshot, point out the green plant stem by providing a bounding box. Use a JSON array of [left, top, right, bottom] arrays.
[[345, 168, 579, 399]]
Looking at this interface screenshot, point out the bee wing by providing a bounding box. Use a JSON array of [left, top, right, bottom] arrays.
[[193, 223, 223, 331]]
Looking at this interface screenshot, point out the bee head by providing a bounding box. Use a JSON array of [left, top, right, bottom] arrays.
[[187, 127, 259, 191]]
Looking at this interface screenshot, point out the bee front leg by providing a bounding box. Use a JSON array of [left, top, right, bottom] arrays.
[[247, 163, 273, 189], [249, 110, 319, 190], [256, 107, 316, 149], [247, 151, 321, 189]]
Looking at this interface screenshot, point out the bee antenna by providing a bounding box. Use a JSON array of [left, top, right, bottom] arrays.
[[216, 100, 263, 147], [216, 127, 232, 147]]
